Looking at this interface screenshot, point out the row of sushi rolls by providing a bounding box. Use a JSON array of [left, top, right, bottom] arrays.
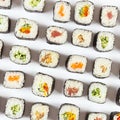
[[0, 0, 120, 120]]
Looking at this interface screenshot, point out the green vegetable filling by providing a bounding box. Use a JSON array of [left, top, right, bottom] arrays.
[[14, 51, 26, 62], [0, 18, 3, 24], [92, 88, 101, 98], [100, 36, 109, 49], [11, 104, 20, 115], [29, 0, 41, 7]]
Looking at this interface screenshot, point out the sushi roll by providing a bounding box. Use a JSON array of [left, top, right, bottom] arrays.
[[9, 45, 31, 65], [93, 57, 112, 78], [0, 40, 4, 58], [88, 82, 108, 104], [66, 55, 87, 73], [0, 0, 11, 9], [110, 112, 120, 120], [59, 104, 80, 120], [39, 49, 60, 68], [15, 18, 38, 40], [87, 113, 107, 120], [23, 0, 46, 12], [116, 88, 120, 106], [53, 1, 71, 23], [3, 71, 25, 89], [95, 31, 115, 52], [72, 29, 92, 48], [46, 26, 68, 45], [74, 1, 94, 25], [0, 14, 10, 33], [32, 73, 55, 97], [100, 6, 118, 27], [31, 103, 49, 120], [5, 97, 25, 119], [64, 79, 84, 97]]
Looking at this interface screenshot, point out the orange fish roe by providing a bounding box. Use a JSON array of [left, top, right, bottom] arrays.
[[71, 62, 83, 69]]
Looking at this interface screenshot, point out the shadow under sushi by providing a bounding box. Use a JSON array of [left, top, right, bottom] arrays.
[[115, 35, 120, 50], [0, 70, 5, 84], [12, 0, 22, 8], [0, 97, 7, 113], [10, 18, 16, 33], [86, 58, 94, 73], [111, 61, 119, 77]]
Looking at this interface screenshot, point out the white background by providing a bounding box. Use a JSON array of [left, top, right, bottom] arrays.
[[0, 0, 120, 120]]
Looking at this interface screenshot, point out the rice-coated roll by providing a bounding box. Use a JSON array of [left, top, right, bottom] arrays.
[[74, 1, 94, 25], [32, 73, 55, 97], [23, 0, 46, 12], [39, 49, 60, 68], [72, 29, 92, 47], [0, 0, 11, 9], [87, 113, 107, 120], [46, 26, 68, 45], [95, 31, 115, 52], [15, 18, 38, 40], [31, 103, 49, 120], [0, 14, 10, 33], [66, 55, 87, 73], [64, 79, 84, 97], [9, 45, 31, 65], [110, 112, 120, 120], [3, 71, 25, 89], [116, 88, 120, 106], [100, 6, 118, 27], [88, 82, 108, 104], [0, 40, 3, 57], [5, 98, 25, 119], [53, 1, 71, 23], [59, 104, 80, 120], [93, 57, 112, 78]]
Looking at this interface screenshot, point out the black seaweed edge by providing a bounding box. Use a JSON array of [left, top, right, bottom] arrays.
[[116, 88, 120, 106]]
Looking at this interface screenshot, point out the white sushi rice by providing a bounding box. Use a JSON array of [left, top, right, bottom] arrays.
[[3, 71, 25, 89], [0, 14, 9, 32], [23, 0, 45, 12], [5, 98, 24, 119], [74, 1, 94, 25], [46, 26, 68, 44], [93, 58, 112, 78], [88, 113, 107, 120], [31, 103, 49, 120], [59, 104, 79, 120], [101, 6, 118, 27], [89, 82, 107, 104], [72, 29, 92, 47], [96, 31, 115, 52], [67, 55, 87, 73], [54, 1, 71, 22], [0, 0, 11, 8], [15, 18, 38, 39], [32, 73, 54, 97], [39, 49, 60, 68], [64, 79, 83, 97]]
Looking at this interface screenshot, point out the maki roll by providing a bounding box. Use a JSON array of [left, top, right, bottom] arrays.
[[9, 45, 31, 65], [72, 29, 92, 48], [53, 1, 71, 23], [32, 73, 55, 97], [88, 82, 108, 104], [95, 31, 115, 52], [110, 112, 120, 120], [116, 88, 120, 106], [93, 57, 112, 78], [31, 103, 49, 120], [46, 26, 68, 45], [64, 79, 84, 97], [87, 113, 107, 120], [74, 1, 94, 25], [66, 55, 87, 73], [23, 0, 46, 12], [0, 0, 11, 9], [5, 97, 25, 119], [3, 71, 25, 89], [39, 49, 60, 68], [100, 6, 118, 27], [0, 14, 10, 33], [0, 40, 3, 58], [15, 18, 38, 40], [59, 104, 80, 120]]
